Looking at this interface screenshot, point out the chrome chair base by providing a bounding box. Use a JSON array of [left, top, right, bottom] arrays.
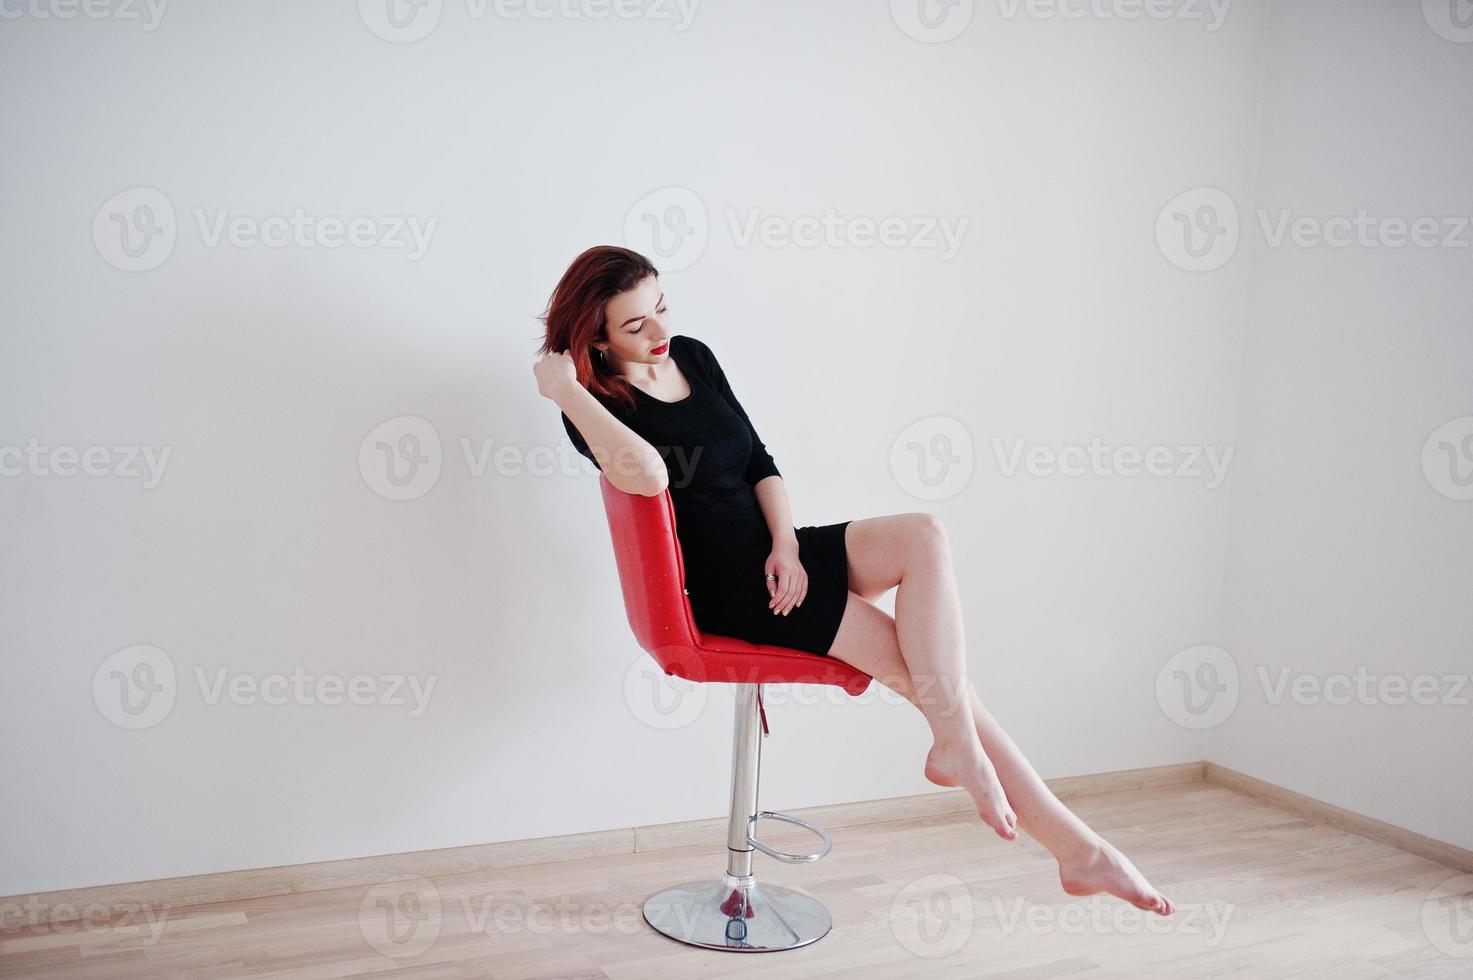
[[643, 875, 832, 952], [641, 685, 836, 951]]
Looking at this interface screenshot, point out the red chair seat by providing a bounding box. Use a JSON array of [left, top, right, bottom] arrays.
[[599, 474, 871, 697]]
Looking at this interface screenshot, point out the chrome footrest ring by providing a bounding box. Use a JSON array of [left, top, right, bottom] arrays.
[[746, 810, 832, 864]]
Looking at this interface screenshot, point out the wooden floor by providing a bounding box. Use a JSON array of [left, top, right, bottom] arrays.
[[4, 781, 1471, 978]]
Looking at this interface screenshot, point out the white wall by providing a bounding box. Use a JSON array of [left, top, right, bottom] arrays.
[[5, 0, 1266, 896], [1213, 0, 1473, 851]]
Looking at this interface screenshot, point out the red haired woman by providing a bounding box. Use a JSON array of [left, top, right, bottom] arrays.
[[533, 245, 1173, 915]]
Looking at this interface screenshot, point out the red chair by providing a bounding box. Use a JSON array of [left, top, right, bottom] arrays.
[[598, 473, 872, 952]]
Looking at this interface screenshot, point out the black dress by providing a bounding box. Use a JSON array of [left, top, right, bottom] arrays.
[[561, 334, 851, 656]]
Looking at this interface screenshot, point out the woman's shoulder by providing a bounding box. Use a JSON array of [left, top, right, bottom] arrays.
[[673, 334, 718, 373]]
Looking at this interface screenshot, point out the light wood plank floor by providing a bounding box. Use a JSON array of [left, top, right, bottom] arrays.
[[4, 782, 1471, 978]]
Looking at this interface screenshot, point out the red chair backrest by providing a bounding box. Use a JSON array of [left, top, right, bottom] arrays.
[[598, 473, 701, 663], [597, 474, 872, 695]]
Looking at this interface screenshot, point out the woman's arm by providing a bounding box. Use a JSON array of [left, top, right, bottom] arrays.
[[683, 338, 807, 613], [685, 337, 782, 486], [754, 476, 798, 552], [754, 474, 807, 615], [534, 351, 669, 496]]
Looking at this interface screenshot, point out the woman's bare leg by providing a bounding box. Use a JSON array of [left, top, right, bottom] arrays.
[[827, 516, 1174, 914], [966, 686, 1174, 915], [826, 513, 1016, 840], [826, 590, 1173, 914]]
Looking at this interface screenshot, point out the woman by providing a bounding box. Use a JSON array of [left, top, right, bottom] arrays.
[[533, 245, 1175, 916]]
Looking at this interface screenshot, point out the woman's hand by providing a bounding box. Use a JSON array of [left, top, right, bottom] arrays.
[[765, 540, 807, 615], [533, 350, 578, 401]]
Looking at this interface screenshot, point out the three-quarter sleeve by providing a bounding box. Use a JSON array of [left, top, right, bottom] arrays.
[[561, 411, 603, 471], [685, 337, 781, 486]]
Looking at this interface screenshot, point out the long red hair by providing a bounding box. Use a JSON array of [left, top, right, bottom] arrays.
[[536, 245, 660, 413]]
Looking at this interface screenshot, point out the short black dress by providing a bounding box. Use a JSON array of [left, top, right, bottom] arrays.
[[561, 334, 851, 656]]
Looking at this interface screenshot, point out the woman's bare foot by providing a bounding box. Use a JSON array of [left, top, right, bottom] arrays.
[[924, 744, 1018, 841], [1058, 836, 1174, 915]]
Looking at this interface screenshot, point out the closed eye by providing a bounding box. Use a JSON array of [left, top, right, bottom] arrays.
[[631, 305, 668, 333]]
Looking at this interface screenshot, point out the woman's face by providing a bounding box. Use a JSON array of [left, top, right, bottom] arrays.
[[595, 274, 672, 371]]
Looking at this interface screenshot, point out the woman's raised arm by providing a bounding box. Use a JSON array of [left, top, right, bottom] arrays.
[[534, 350, 668, 496]]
